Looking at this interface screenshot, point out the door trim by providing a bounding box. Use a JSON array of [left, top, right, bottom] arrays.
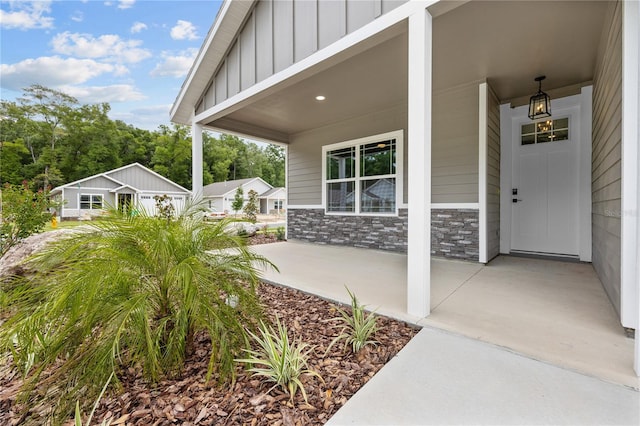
[[500, 87, 592, 262]]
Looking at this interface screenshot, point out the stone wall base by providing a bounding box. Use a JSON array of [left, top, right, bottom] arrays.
[[287, 207, 480, 261], [287, 208, 408, 252]]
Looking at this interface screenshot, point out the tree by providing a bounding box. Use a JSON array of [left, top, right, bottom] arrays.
[[151, 125, 192, 189], [232, 187, 244, 216], [0, 141, 30, 185], [243, 189, 259, 223], [0, 181, 54, 255], [0, 205, 275, 423]]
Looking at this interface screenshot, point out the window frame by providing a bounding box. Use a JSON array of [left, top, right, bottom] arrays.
[[322, 130, 403, 216], [79, 193, 104, 210]]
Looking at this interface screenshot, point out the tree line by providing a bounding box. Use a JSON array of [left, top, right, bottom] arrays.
[[0, 85, 285, 191]]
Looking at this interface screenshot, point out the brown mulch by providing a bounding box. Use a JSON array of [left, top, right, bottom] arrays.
[[0, 282, 418, 426]]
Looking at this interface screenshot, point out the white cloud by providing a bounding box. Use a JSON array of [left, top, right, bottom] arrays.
[[170, 20, 198, 41], [51, 32, 152, 64], [150, 49, 198, 78], [130, 21, 147, 34], [118, 0, 135, 9], [110, 104, 171, 130], [70, 11, 84, 23], [0, 56, 119, 91], [0, 1, 54, 30], [59, 84, 145, 103]]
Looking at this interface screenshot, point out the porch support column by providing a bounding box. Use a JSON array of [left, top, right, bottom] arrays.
[[407, 6, 432, 318], [622, 0, 640, 376], [192, 120, 204, 200]]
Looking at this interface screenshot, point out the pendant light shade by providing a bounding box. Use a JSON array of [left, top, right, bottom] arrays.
[[528, 76, 552, 120]]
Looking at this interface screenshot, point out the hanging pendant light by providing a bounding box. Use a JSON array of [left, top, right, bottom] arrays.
[[528, 75, 552, 120]]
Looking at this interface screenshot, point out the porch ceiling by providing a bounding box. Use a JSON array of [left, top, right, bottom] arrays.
[[204, 0, 608, 142]]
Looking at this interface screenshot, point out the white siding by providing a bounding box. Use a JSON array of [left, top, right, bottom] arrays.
[[592, 1, 622, 314], [432, 82, 480, 203], [199, 0, 407, 109]]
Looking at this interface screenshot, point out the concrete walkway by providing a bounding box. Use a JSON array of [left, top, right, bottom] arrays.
[[327, 327, 639, 425], [251, 241, 639, 424]]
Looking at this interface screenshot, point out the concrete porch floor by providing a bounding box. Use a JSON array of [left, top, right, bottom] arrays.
[[252, 240, 638, 390]]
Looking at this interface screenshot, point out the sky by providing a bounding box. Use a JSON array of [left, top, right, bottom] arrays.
[[0, 0, 223, 130]]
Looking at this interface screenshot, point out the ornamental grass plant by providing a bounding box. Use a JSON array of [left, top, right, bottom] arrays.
[[327, 287, 378, 354], [236, 316, 322, 403], [0, 203, 275, 424]]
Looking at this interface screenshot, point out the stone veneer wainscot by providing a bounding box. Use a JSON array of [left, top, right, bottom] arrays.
[[287, 208, 408, 252], [287, 208, 480, 261], [430, 209, 479, 261]]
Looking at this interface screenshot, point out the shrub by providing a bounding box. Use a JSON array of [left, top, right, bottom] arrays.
[[0, 181, 55, 256], [0, 204, 276, 423], [275, 226, 286, 241], [236, 317, 322, 403], [242, 189, 259, 223], [327, 287, 378, 354]]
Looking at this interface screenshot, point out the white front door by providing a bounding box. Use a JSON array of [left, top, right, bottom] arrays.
[[511, 104, 580, 256]]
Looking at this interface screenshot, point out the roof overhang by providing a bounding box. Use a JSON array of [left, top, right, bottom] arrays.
[[176, 1, 608, 143], [170, 0, 257, 125]]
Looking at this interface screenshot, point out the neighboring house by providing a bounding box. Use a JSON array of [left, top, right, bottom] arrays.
[[202, 177, 286, 214], [170, 1, 640, 372], [50, 163, 191, 219]]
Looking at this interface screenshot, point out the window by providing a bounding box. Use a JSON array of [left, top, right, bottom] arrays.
[[323, 131, 402, 215], [274, 200, 283, 210], [80, 194, 103, 210], [521, 117, 569, 145]]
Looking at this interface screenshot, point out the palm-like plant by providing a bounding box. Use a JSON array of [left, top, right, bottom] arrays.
[[0, 204, 275, 424]]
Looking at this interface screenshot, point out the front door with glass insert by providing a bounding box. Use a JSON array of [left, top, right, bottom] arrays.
[[511, 114, 580, 256]]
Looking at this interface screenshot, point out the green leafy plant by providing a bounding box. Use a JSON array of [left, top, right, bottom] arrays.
[[236, 317, 322, 403], [327, 287, 378, 354], [242, 189, 259, 223], [0, 203, 275, 424], [0, 181, 56, 256], [275, 226, 286, 241], [231, 187, 244, 216]]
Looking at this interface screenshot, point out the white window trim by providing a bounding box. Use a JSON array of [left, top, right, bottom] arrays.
[[321, 130, 404, 216], [79, 193, 104, 210]]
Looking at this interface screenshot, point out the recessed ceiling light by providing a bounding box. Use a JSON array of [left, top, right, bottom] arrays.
[[315, 95, 326, 101]]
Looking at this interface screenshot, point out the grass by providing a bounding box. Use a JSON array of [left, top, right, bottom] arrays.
[[43, 220, 86, 232]]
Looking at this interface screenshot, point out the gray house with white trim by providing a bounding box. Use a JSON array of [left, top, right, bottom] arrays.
[[170, 0, 640, 374], [50, 163, 191, 219], [202, 176, 285, 214]]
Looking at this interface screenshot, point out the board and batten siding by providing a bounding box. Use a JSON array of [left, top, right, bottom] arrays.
[[486, 84, 501, 261], [288, 104, 407, 206], [195, 0, 408, 114], [591, 0, 622, 314], [432, 82, 480, 203], [108, 168, 185, 193]]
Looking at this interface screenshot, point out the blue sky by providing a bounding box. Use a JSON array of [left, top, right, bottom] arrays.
[[1, 0, 222, 130]]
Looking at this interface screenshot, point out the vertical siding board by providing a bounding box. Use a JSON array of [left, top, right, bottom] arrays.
[[294, 0, 318, 62], [214, 62, 227, 104], [255, 0, 273, 82], [382, 0, 407, 15], [240, 12, 256, 91], [227, 41, 241, 98], [591, 1, 622, 314], [318, 0, 346, 49], [273, 0, 294, 73], [346, 0, 376, 34]]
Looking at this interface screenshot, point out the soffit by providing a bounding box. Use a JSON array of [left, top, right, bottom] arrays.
[[206, 0, 608, 140]]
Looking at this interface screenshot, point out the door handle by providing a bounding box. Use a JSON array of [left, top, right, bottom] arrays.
[[512, 198, 523, 203]]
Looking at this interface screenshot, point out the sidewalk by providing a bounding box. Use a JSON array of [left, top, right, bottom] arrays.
[[327, 327, 639, 425]]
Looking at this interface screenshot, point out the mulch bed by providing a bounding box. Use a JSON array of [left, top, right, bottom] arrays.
[[0, 237, 418, 425]]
